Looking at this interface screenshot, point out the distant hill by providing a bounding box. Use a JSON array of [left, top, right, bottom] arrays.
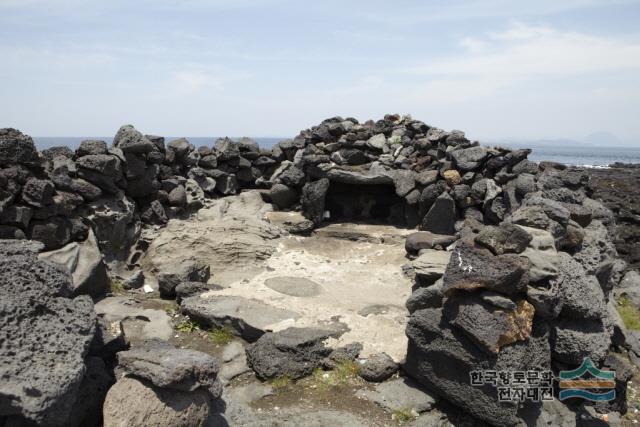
[[488, 131, 635, 148], [582, 131, 622, 146]]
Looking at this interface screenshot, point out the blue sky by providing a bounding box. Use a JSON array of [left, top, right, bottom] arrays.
[[1, 0, 639, 143]]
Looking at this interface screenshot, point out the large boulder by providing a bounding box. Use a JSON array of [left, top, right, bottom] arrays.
[[245, 327, 333, 380], [405, 231, 456, 254], [28, 216, 73, 250], [0, 240, 96, 426], [39, 229, 110, 298], [451, 146, 487, 171], [181, 295, 300, 342], [76, 154, 124, 193], [442, 243, 529, 295], [443, 293, 534, 355], [421, 192, 456, 235], [474, 223, 532, 255], [102, 377, 214, 427], [113, 125, 155, 154], [301, 178, 329, 225], [117, 339, 221, 397], [405, 307, 550, 426], [83, 193, 139, 257], [156, 259, 210, 298], [0, 128, 39, 167]]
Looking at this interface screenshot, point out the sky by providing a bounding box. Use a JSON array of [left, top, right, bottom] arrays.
[[1, 0, 639, 144]]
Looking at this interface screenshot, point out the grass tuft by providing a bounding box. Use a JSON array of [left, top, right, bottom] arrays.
[[175, 319, 200, 333], [269, 375, 293, 390], [617, 296, 640, 330], [309, 360, 360, 391], [209, 327, 234, 345], [392, 407, 417, 423], [109, 279, 125, 294]]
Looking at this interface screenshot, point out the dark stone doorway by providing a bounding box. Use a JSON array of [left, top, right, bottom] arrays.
[[325, 181, 413, 226]]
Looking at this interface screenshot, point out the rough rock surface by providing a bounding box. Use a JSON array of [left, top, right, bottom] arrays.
[[102, 377, 214, 427], [117, 339, 221, 397], [0, 240, 96, 426], [181, 295, 300, 342], [245, 327, 333, 379]]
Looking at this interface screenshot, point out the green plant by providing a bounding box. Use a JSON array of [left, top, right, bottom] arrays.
[[269, 375, 293, 390], [309, 360, 359, 391], [109, 279, 125, 294], [209, 327, 234, 345], [175, 319, 200, 333], [389, 136, 402, 145], [392, 407, 416, 423], [617, 296, 640, 330]]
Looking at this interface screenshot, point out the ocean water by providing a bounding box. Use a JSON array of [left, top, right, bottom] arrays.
[[526, 146, 640, 167], [32, 137, 640, 167]]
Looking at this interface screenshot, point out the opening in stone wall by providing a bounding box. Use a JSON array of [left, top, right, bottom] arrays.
[[324, 181, 409, 226]]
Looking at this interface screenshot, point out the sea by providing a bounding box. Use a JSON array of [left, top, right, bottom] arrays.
[[32, 137, 640, 168]]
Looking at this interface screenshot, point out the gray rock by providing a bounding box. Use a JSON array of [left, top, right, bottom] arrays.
[[28, 216, 73, 250], [215, 137, 240, 160], [269, 183, 298, 209], [393, 170, 416, 197], [175, 281, 217, 304], [70, 178, 103, 201], [0, 204, 32, 228], [0, 128, 39, 166], [573, 220, 617, 276], [331, 148, 367, 165], [358, 352, 398, 382], [21, 178, 55, 208], [474, 223, 532, 255], [323, 342, 363, 369], [167, 185, 187, 207], [246, 327, 333, 379], [39, 229, 110, 298], [551, 319, 610, 365], [356, 377, 437, 414], [405, 231, 456, 254], [518, 226, 559, 283], [215, 173, 239, 195], [0, 225, 26, 239], [405, 308, 550, 426], [615, 270, 640, 308], [264, 276, 323, 297], [366, 133, 388, 150], [181, 295, 300, 342], [76, 154, 123, 193], [415, 170, 438, 186], [84, 193, 138, 257], [123, 270, 145, 290], [421, 192, 456, 235], [0, 241, 96, 426], [117, 339, 221, 396], [76, 139, 108, 157], [406, 281, 444, 313], [444, 292, 534, 354], [451, 146, 487, 170], [480, 290, 517, 310], [301, 178, 329, 225], [157, 259, 210, 298], [557, 252, 607, 320], [403, 250, 451, 286], [113, 125, 155, 154], [442, 243, 529, 295], [102, 377, 214, 427]]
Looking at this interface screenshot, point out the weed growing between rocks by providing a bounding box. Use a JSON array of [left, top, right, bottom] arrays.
[[392, 407, 417, 423], [109, 279, 125, 294], [618, 296, 640, 330], [269, 375, 293, 390], [308, 360, 361, 392], [209, 327, 234, 346], [175, 318, 200, 333]]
